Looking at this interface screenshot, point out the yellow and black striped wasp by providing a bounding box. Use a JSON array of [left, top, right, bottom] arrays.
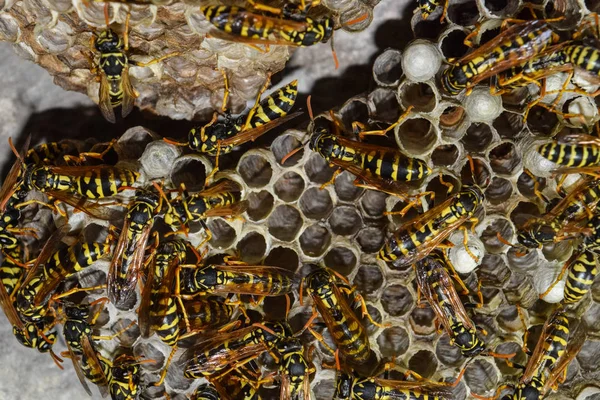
[[513, 177, 600, 250], [474, 309, 586, 400], [334, 367, 464, 400], [441, 20, 560, 95], [415, 252, 485, 357], [283, 102, 432, 204], [274, 336, 315, 400], [81, 350, 146, 400], [55, 300, 134, 397], [164, 73, 301, 181], [201, 1, 334, 51], [539, 213, 600, 304], [0, 242, 62, 367], [537, 133, 600, 175], [183, 320, 291, 379], [92, 5, 181, 123], [299, 267, 375, 365], [108, 185, 163, 309], [15, 226, 110, 323], [162, 179, 248, 242], [417, 0, 448, 21], [178, 259, 295, 300], [378, 182, 484, 269]]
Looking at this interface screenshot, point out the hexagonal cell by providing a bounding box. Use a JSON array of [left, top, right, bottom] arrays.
[[439, 27, 469, 59], [435, 334, 464, 366], [504, 273, 538, 308], [577, 339, 600, 372], [431, 144, 459, 167], [381, 284, 413, 317], [446, 0, 480, 26], [510, 201, 542, 229], [482, 0, 519, 18], [409, 306, 436, 336], [488, 142, 522, 176], [340, 99, 369, 132], [507, 246, 540, 272], [267, 205, 303, 242], [408, 350, 438, 379], [329, 205, 362, 236], [480, 218, 515, 254], [485, 177, 513, 205], [372, 49, 402, 87], [526, 105, 561, 136], [356, 226, 385, 253], [401, 40, 442, 83], [207, 218, 236, 249], [324, 246, 358, 276], [544, 0, 582, 30], [271, 133, 304, 167], [396, 117, 437, 155], [439, 104, 468, 140], [246, 190, 274, 222], [274, 171, 305, 202], [117, 126, 158, 160], [425, 173, 461, 206], [368, 88, 401, 122], [376, 326, 410, 358], [313, 379, 336, 400], [334, 170, 364, 201], [360, 189, 388, 218], [238, 154, 273, 188], [517, 171, 546, 200], [133, 341, 165, 373], [493, 111, 524, 139], [236, 231, 267, 264], [299, 187, 333, 219], [398, 82, 437, 114], [464, 359, 499, 395], [461, 123, 494, 154], [412, 13, 445, 40], [354, 265, 384, 295], [304, 153, 336, 184], [264, 246, 299, 273], [170, 156, 208, 192], [479, 254, 511, 287], [299, 225, 331, 258]]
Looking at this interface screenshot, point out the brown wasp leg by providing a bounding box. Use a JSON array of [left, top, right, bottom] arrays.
[[358, 106, 414, 139], [442, 252, 470, 295], [320, 167, 342, 190], [51, 284, 107, 301], [339, 285, 390, 328], [246, 0, 282, 14], [459, 225, 479, 262], [242, 72, 273, 131], [92, 320, 136, 341]]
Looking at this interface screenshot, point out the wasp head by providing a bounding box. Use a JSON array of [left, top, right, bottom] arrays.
[[95, 29, 123, 53], [451, 324, 485, 357], [309, 128, 336, 160], [334, 372, 353, 399]]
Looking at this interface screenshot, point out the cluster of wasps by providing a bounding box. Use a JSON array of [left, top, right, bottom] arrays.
[[5, 0, 600, 399]]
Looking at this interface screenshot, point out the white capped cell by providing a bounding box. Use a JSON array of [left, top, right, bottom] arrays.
[[401, 39, 442, 83]]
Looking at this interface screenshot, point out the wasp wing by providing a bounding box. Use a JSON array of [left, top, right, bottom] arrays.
[[218, 112, 303, 147], [0, 136, 31, 212], [208, 264, 295, 295], [203, 200, 249, 218], [98, 73, 116, 124], [120, 66, 136, 119]]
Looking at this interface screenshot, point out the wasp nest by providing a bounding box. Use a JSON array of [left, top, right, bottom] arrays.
[[5, 0, 600, 399], [0, 0, 377, 121]]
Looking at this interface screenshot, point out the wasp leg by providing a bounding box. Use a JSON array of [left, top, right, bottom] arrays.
[[52, 284, 107, 301], [320, 167, 342, 190], [129, 52, 182, 68], [246, 0, 282, 14], [242, 72, 273, 131], [460, 225, 479, 263], [358, 106, 414, 139], [92, 320, 136, 341]]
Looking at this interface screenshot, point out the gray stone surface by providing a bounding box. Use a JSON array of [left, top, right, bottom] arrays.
[[0, 0, 411, 397]]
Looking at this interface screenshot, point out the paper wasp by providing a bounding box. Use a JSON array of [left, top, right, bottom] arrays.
[[164, 74, 301, 181], [539, 213, 600, 304], [378, 184, 484, 269], [15, 226, 110, 323], [418, 0, 449, 21], [200, 3, 334, 48], [299, 268, 375, 365], [162, 179, 248, 242], [514, 177, 600, 249], [183, 321, 291, 379], [0, 243, 62, 366], [538, 133, 600, 175], [108, 186, 162, 309], [56, 300, 134, 396], [283, 103, 431, 204], [274, 336, 315, 400], [178, 260, 295, 300], [441, 20, 559, 95], [92, 5, 181, 123], [334, 367, 464, 400], [474, 310, 586, 400]]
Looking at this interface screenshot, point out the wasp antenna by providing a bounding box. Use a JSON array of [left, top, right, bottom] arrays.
[[163, 137, 189, 147], [306, 95, 314, 121], [345, 12, 369, 27], [281, 141, 307, 165], [330, 35, 339, 70], [104, 3, 110, 27]]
